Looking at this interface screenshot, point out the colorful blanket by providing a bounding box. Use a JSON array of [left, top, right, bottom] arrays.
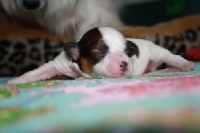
[[1, 63, 200, 133]]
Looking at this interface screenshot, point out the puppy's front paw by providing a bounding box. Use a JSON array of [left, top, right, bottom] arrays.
[[181, 61, 195, 72], [7, 78, 25, 85], [7, 78, 19, 85]]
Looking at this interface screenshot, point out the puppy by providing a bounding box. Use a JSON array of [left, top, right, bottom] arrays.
[[0, 0, 123, 39], [7, 27, 194, 84]]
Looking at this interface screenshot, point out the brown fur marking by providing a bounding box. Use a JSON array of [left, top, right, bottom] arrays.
[[78, 57, 93, 75]]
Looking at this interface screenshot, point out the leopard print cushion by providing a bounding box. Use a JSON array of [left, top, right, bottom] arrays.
[[0, 39, 64, 76], [147, 27, 200, 57]]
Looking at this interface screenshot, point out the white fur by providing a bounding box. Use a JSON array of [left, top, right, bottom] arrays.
[[0, 0, 123, 39], [93, 27, 131, 78], [127, 39, 150, 76], [99, 27, 126, 53]]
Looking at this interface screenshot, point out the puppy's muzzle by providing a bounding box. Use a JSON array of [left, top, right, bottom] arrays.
[[105, 52, 132, 78], [22, 0, 41, 10]]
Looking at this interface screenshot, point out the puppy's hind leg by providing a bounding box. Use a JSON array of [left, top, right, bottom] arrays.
[[149, 44, 194, 72], [7, 61, 62, 85]]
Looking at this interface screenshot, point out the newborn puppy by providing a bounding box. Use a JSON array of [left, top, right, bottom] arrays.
[[0, 0, 123, 39], [7, 27, 194, 84]]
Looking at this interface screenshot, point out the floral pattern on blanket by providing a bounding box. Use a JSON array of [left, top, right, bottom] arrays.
[[1, 65, 200, 133]]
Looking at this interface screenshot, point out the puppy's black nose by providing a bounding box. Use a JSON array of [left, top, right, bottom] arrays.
[[120, 61, 128, 72], [22, 0, 40, 10]]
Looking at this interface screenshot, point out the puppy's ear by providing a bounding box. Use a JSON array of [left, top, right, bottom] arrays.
[[125, 40, 139, 57], [64, 42, 79, 61]]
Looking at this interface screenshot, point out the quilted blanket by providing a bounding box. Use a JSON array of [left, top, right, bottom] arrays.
[[1, 63, 200, 133]]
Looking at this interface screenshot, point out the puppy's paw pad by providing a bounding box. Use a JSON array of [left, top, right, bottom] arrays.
[[182, 61, 194, 71]]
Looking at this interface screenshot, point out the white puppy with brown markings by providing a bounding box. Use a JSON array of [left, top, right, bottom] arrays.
[[7, 27, 194, 84]]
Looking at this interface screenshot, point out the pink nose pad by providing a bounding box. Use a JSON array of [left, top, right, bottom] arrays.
[[106, 53, 132, 78]]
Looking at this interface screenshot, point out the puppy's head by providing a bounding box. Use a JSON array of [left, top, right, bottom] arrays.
[[64, 27, 138, 78]]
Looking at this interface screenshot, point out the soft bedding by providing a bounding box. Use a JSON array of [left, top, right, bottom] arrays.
[[0, 62, 200, 133]]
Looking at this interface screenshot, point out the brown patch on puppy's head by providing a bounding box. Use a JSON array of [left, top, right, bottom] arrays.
[[77, 27, 109, 74], [78, 28, 108, 61], [78, 57, 93, 75], [125, 40, 139, 57], [64, 27, 108, 75]]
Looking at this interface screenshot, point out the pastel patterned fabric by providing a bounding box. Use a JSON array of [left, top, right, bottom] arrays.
[[1, 63, 200, 133]]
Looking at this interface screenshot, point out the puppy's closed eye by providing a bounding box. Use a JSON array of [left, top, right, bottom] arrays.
[[125, 40, 139, 57], [90, 45, 109, 64]]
